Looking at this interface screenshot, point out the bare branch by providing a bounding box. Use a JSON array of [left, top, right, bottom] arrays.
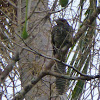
[[22, 0, 41, 24], [0, 52, 19, 83], [12, 71, 46, 100], [45, 71, 100, 81], [0, 10, 17, 25], [12, 70, 100, 100], [7, 0, 17, 8], [11, 7, 100, 100], [12, 41, 86, 76], [45, 6, 100, 70], [73, 7, 100, 43]]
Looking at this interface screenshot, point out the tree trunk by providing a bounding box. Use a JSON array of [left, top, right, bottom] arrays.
[[16, 0, 56, 99]]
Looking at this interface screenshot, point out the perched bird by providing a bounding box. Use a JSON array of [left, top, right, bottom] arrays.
[[51, 18, 73, 95]]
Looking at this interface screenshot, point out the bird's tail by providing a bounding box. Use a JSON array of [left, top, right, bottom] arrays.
[[54, 62, 66, 95]]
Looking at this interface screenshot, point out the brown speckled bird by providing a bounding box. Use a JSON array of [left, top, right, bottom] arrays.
[[51, 18, 73, 95]]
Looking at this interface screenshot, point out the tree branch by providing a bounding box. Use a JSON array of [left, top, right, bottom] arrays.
[[45, 6, 100, 70], [13, 41, 87, 76], [73, 7, 100, 43], [11, 7, 100, 100], [12, 71, 46, 100], [7, 0, 17, 8], [45, 71, 100, 81], [0, 52, 19, 83], [12, 70, 100, 100]]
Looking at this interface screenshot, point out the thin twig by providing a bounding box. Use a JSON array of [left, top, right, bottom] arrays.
[[12, 70, 100, 100]]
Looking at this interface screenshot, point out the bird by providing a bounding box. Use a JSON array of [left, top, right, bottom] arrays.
[[51, 18, 73, 95]]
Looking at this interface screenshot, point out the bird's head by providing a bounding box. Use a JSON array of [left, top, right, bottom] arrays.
[[54, 18, 69, 25]]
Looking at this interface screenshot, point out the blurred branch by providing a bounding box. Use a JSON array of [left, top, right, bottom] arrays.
[[46, 6, 100, 71], [0, 10, 17, 25], [13, 41, 87, 76], [12, 70, 100, 100], [0, 52, 19, 83], [51, 0, 58, 11], [45, 71, 100, 81], [22, 0, 58, 24], [13, 4, 100, 74], [7, 0, 17, 8], [22, 0, 41, 24], [12, 71, 46, 100], [74, 6, 100, 43], [11, 7, 100, 100]]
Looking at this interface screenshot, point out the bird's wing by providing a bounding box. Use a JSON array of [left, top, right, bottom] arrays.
[[51, 25, 58, 55]]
